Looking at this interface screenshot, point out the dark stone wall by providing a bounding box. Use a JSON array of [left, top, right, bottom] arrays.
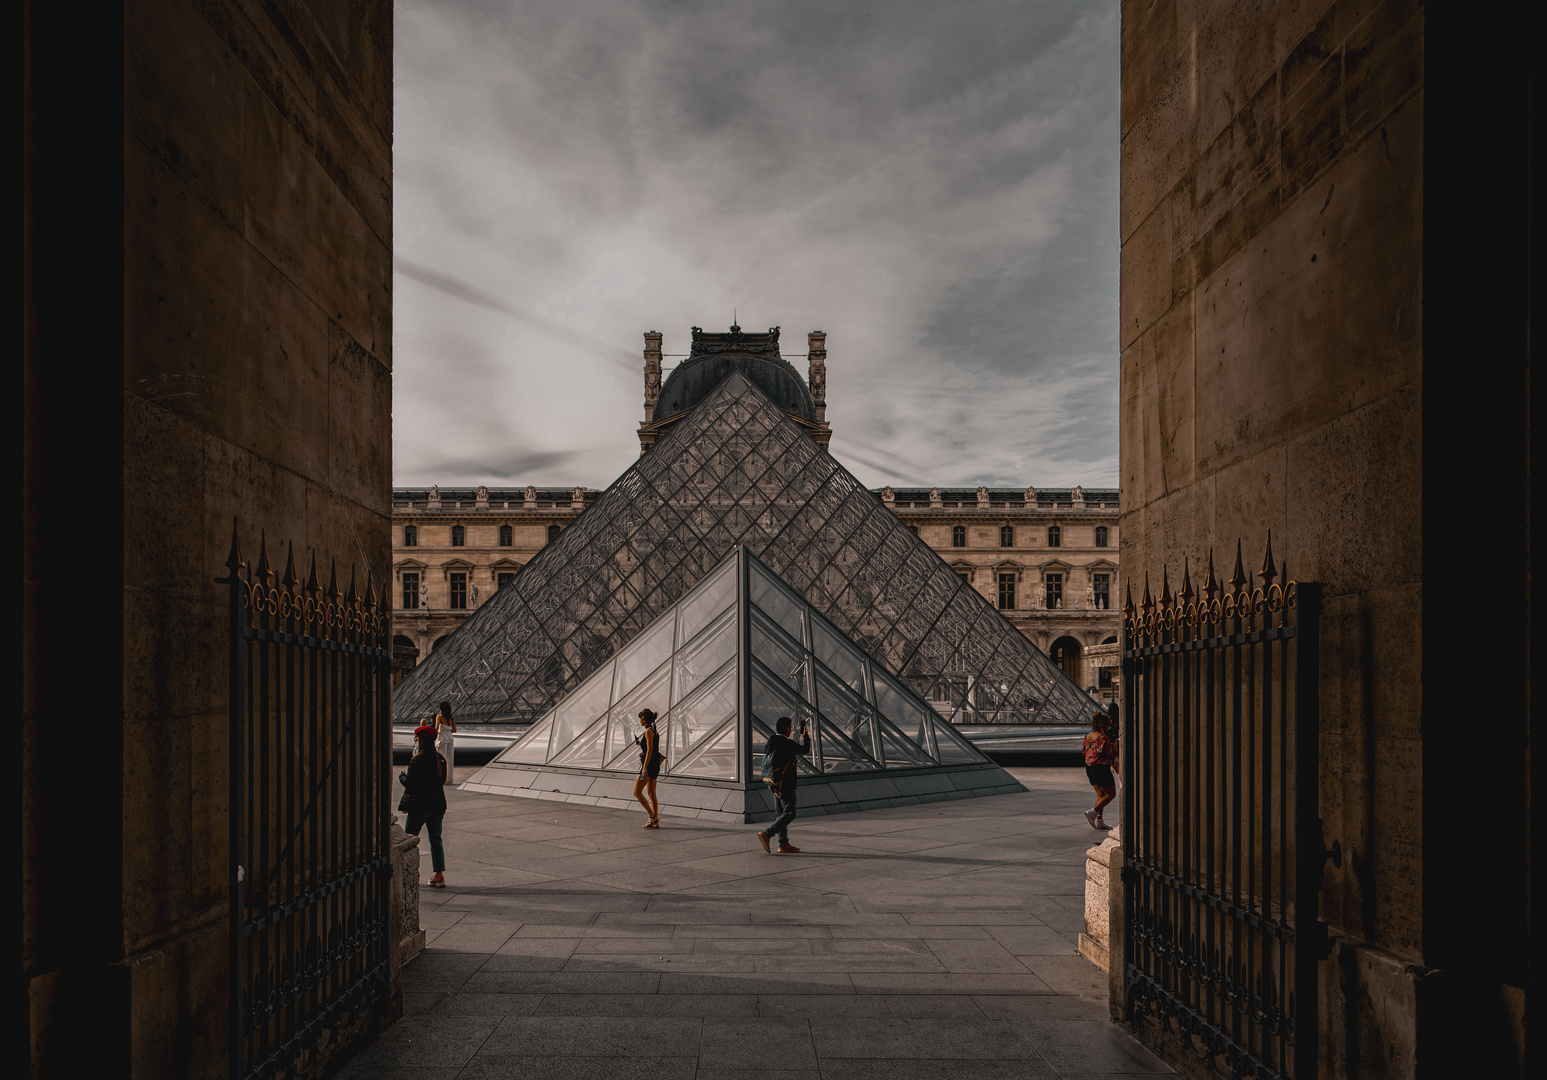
[[1119, 1, 1529, 1075], [25, 2, 393, 1076]]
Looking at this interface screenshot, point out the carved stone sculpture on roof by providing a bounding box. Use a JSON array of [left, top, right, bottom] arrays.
[[476, 485, 489, 501], [428, 485, 439, 501], [572, 487, 585, 504]]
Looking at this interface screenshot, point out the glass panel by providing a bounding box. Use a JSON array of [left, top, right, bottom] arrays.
[[675, 555, 738, 646], [611, 615, 675, 704], [550, 670, 614, 758], [873, 669, 936, 757], [749, 560, 806, 645], [813, 666, 879, 765], [500, 715, 552, 764], [549, 714, 609, 768], [811, 615, 868, 698], [670, 718, 739, 780], [673, 605, 737, 705], [875, 716, 935, 767], [931, 716, 984, 764], [814, 715, 883, 774], [605, 662, 672, 768], [750, 609, 810, 704], [667, 661, 737, 765]]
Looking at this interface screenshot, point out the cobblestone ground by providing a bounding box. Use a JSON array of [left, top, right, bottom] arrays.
[[341, 766, 1167, 1080]]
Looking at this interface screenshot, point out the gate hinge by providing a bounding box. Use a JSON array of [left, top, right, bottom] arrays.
[[1319, 818, 1343, 869], [1302, 919, 1334, 961]]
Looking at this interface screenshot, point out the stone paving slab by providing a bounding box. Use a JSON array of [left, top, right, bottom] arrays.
[[340, 766, 1166, 1079]]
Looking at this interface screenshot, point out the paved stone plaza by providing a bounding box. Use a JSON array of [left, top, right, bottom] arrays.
[[343, 767, 1167, 1079]]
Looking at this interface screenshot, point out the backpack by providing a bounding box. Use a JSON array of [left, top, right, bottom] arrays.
[[760, 748, 777, 786]]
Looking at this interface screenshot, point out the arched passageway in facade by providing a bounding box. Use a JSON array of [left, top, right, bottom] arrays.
[[1050, 636, 1082, 685]]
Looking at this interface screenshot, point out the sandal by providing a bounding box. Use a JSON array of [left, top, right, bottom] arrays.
[[643, 817, 660, 828]]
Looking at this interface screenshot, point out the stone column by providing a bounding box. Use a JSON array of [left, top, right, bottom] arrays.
[[807, 331, 827, 423], [389, 815, 426, 978], [1080, 830, 1121, 974], [643, 331, 663, 421]]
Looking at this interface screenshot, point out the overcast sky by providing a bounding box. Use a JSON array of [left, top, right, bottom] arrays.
[[393, 0, 1119, 491]]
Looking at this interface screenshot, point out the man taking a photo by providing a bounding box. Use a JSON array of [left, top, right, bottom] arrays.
[[756, 715, 811, 854]]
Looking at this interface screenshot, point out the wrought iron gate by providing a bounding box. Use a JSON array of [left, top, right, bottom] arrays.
[[221, 527, 394, 1080], [1121, 537, 1337, 1080]]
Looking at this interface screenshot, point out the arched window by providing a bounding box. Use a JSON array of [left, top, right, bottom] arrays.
[[999, 525, 1014, 547], [547, 524, 561, 544], [499, 524, 513, 546], [1047, 525, 1061, 547], [450, 525, 465, 547], [952, 525, 966, 548], [403, 525, 417, 547], [1095, 525, 1108, 548]]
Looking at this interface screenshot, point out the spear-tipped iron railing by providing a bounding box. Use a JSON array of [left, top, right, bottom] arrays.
[[219, 522, 394, 1080], [1121, 533, 1339, 1080]]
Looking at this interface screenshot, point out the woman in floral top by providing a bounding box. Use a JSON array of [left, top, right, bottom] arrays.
[[1082, 711, 1118, 830]]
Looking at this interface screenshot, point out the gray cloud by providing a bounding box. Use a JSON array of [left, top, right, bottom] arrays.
[[394, 0, 1119, 490]]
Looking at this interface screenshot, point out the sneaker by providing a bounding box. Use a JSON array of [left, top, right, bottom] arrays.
[[777, 844, 801, 853], [1084, 809, 1100, 829], [1096, 820, 1113, 830], [756, 831, 771, 854]]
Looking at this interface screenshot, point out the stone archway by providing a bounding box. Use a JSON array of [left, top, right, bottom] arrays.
[[1050, 635, 1082, 684]]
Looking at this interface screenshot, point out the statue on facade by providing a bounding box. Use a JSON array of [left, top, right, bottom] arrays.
[[419, 581, 429, 609], [1072, 485, 1085, 502], [572, 486, 585, 505], [476, 485, 489, 502], [929, 488, 941, 505], [428, 485, 439, 502], [525, 485, 537, 503], [976, 486, 990, 506], [469, 582, 479, 605], [881, 486, 894, 503], [808, 362, 825, 402]]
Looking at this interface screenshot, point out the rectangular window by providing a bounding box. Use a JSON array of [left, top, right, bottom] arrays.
[[497, 571, 516, 590], [997, 573, 1016, 610], [956, 569, 971, 585], [1093, 573, 1110, 610], [1098, 666, 1115, 690], [1045, 573, 1063, 609], [449, 572, 467, 610], [401, 572, 419, 610]]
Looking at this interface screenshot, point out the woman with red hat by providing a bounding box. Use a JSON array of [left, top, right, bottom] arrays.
[[399, 723, 449, 886]]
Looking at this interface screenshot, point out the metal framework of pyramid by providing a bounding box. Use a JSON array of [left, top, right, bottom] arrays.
[[461, 546, 1024, 821], [393, 371, 1096, 730]]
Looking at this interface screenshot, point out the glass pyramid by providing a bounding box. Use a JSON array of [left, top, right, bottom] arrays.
[[393, 371, 1096, 729], [487, 546, 995, 781]]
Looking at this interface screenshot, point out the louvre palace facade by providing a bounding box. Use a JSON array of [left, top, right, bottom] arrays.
[[391, 327, 1121, 715]]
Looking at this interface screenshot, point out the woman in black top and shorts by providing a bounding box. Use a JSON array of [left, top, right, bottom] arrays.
[[632, 709, 662, 828]]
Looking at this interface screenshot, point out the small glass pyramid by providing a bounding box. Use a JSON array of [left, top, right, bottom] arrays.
[[486, 546, 995, 783], [394, 371, 1096, 730]]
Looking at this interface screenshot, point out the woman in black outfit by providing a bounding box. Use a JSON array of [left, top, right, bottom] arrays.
[[399, 723, 449, 886], [633, 709, 662, 828]]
